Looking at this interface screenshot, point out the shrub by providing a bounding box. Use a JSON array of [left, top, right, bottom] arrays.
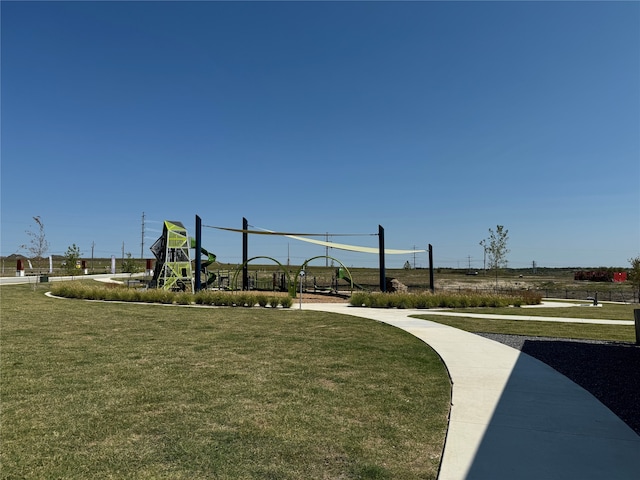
[[456, 295, 470, 308], [158, 290, 176, 304], [465, 295, 480, 308], [268, 296, 281, 308], [279, 296, 293, 308], [343, 290, 541, 310], [79, 285, 96, 300], [520, 290, 543, 305], [245, 294, 257, 307], [140, 289, 159, 303], [53, 281, 543, 310], [214, 292, 230, 306], [413, 294, 431, 309], [49, 283, 68, 297], [194, 291, 211, 305], [367, 293, 387, 308], [142, 289, 174, 304], [234, 293, 256, 307], [477, 295, 490, 308], [350, 292, 368, 307], [114, 288, 128, 302], [174, 292, 192, 305], [390, 293, 414, 309], [436, 295, 449, 308]]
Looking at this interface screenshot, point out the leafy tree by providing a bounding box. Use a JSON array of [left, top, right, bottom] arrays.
[[628, 256, 640, 300], [23, 216, 49, 272], [122, 253, 140, 274], [480, 225, 510, 288], [62, 244, 82, 275]]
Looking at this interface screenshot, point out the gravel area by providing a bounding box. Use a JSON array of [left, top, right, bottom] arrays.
[[476, 333, 640, 435]]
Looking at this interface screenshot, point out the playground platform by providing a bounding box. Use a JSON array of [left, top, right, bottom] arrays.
[[303, 303, 640, 480]]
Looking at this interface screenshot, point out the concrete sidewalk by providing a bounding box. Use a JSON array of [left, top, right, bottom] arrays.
[[303, 303, 640, 480]]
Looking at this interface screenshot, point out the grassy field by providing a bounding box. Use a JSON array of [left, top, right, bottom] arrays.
[[413, 301, 638, 343], [451, 301, 639, 321], [1, 284, 450, 479]]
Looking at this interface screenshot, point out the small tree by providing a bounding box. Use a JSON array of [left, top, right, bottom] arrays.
[[122, 253, 140, 274], [24, 216, 49, 272], [628, 256, 640, 301], [480, 225, 510, 289], [63, 244, 82, 276]]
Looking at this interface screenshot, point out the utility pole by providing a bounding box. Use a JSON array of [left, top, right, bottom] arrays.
[[484, 249, 486, 274], [141, 212, 145, 259], [413, 246, 417, 269], [480, 239, 487, 275], [91, 241, 95, 273], [122, 241, 125, 272]]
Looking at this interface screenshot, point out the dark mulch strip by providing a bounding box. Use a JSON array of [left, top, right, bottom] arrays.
[[476, 333, 640, 436]]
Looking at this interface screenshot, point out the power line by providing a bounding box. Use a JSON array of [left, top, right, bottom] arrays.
[[140, 212, 146, 259]]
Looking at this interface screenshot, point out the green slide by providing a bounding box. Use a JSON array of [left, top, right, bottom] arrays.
[[337, 268, 366, 291], [190, 238, 217, 286]]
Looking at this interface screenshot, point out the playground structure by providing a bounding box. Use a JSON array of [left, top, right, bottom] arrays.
[[149, 215, 434, 294], [338, 267, 366, 291], [204, 218, 430, 293], [149, 220, 224, 292], [190, 237, 217, 288], [149, 220, 194, 292], [229, 254, 358, 296]]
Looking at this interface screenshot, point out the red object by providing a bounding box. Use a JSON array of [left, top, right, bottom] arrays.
[[613, 272, 627, 283], [16, 259, 23, 271], [146, 259, 153, 270]]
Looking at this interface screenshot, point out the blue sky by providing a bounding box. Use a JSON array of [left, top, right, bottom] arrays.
[[2, 1, 638, 269]]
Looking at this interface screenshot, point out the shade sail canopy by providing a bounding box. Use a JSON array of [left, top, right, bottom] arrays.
[[207, 225, 425, 255]]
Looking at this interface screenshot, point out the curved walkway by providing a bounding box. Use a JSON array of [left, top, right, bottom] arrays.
[[303, 303, 640, 480]]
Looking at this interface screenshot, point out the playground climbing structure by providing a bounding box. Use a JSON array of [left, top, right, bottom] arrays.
[[149, 220, 194, 292]]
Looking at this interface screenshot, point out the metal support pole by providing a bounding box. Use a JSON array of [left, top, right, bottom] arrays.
[[242, 217, 249, 291], [429, 243, 434, 293], [299, 270, 305, 309], [195, 215, 202, 292], [379, 225, 386, 292]]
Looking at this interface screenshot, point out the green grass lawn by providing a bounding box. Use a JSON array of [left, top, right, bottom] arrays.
[[1, 284, 450, 479], [413, 301, 638, 343], [449, 301, 638, 321]]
